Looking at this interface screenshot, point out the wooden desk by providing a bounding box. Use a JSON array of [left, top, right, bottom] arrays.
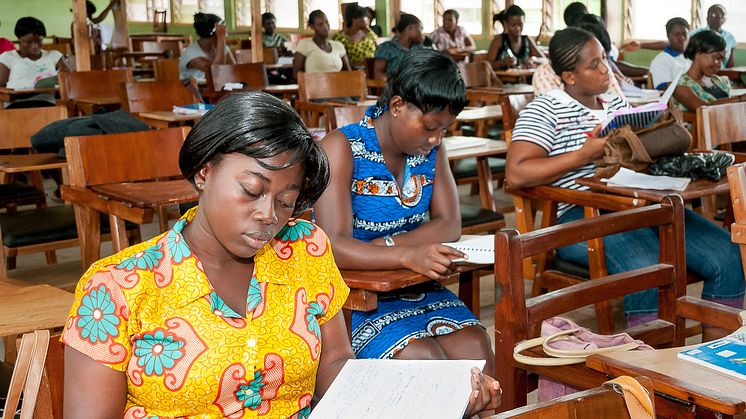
[[0, 154, 66, 173], [446, 137, 508, 212], [0, 87, 58, 108], [456, 105, 503, 138], [263, 84, 298, 95], [73, 95, 121, 115], [575, 176, 728, 204], [587, 346, 746, 417], [719, 66, 746, 84], [494, 68, 536, 84], [138, 111, 201, 129]]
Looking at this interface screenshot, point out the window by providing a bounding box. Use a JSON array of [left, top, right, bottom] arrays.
[[306, 0, 342, 30], [551, 0, 602, 31], [262, 0, 301, 28], [400, 0, 437, 33], [235, 0, 252, 27], [440, 0, 483, 36], [513, 0, 543, 37], [701, 0, 746, 40], [127, 0, 171, 22], [630, 0, 689, 40], [173, 0, 225, 24]]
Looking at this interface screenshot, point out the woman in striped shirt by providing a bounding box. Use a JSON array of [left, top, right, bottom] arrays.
[[506, 27, 744, 340]]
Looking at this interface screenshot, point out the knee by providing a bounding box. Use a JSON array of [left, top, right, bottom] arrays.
[[394, 336, 448, 360]]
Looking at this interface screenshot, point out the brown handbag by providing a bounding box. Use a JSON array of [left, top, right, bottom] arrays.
[[595, 107, 692, 178]]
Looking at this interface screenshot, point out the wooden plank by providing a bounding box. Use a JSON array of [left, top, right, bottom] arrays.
[[251, 0, 262, 63], [71, 0, 91, 71], [0, 285, 73, 337], [111, 0, 129, 50]]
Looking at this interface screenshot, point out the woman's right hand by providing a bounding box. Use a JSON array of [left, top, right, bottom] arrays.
[[401, 244, 464, 280], [578, 124, 607, 162], [214, 22, 227, 39]]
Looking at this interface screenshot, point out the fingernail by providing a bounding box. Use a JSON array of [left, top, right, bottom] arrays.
[[472, 390, 479, 399], [471, 367, 480, 374]]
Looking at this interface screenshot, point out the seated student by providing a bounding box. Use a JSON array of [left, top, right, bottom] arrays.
[[673, 30, 743, 112], [563, 1, 588, 26], [0, 17, 68, 107], [365, 7, 383, 37], [62, 91, 500, 418], [487, 5, 542, 70], [650, 17, 691, 90], [373, 13, 425, 80], [691, 4, 736, 68], [507, 27, 744, 341], [315, 50, 496, 377], [261, 12, 288, 53], [293, 10, 351, 78], [179, 13, 235, 81], [430, 9, 475, 53], [332, 4, 377, 66]]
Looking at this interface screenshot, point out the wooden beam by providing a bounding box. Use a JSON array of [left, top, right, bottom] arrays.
[[72, 0, 91, 70], [389, 0, 400, 34], [112, 0, 130, 50], [251, 0, 262, 63]]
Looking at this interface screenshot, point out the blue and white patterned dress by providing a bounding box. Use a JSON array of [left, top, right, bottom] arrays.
[[340, 105, 481, 359]]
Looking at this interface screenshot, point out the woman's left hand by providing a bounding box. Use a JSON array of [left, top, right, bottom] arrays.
[[464, 367, 501, 418]]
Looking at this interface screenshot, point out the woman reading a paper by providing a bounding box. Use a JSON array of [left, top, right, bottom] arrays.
[[506, 27, 744, 340], [62, 91, 499, 418], [315, 49, 496, 376]]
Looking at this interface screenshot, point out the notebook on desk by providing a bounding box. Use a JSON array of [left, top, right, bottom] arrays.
[[678, 326, 746, 380], [443, 234, 494, 264], [599, 70, 683, 137]]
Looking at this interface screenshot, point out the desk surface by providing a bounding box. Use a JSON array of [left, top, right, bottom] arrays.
[[576, 176, 729, 203], [74, 96, 121, 106], [0, 285, 73, 337], [90, 179, 198, 208], [0, 87, 58, 101], [494, 68, 536, 78], [263, 84, 298, 93], [468, 84, 534, 96], [457, 105, 503, 122], [0, 153, 66, 173], [587, 345, 746, 415], [445, 137, 508, 160], [138, 111, 202, 122]]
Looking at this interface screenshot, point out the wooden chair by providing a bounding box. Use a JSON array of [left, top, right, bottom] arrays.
[[494, 194, 744, 413], [153, 58, 180, 82], [324, 104, 368, 132], [2, 330, 64, 419], [139, 40, 183, 59], [495, 376, 654, 419], [153, 9, 168, 33], [205, 62, 267, 102], [296, 70, 368, 128], [696, 101, 746, 151], [263, 47, 278, 65], [61, 127, 196, 268], [58, 68, 132, 115], [121, 80, 200, 114], [460, 61, 503, 89], [728, 162, 746, 279], [233, 49, 253, 64]]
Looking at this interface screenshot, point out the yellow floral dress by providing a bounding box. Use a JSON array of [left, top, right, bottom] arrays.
[[331, 28, 377, 64], [61, 206, 349, 418]]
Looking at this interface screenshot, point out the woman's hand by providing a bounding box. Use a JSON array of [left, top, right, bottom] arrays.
[[400, 244, 464, 280], [214, 22, 227, 39], [464, 367, 501, 418], [578, 124, 607, 163]]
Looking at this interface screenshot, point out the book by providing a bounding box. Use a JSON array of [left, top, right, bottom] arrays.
[[309, 359, 486, 419], [443, 234, 494, 264], [172, 103, 214, 115], [677, 326, 746, 380], [599, 69, 683, 137]]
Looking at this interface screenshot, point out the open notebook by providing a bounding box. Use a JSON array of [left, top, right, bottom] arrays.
[[443, 234, 494, 264], [598, 69, 683, 137]]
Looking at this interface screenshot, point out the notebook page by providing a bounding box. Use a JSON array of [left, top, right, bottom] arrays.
[[443, 235, 494, 264], [309, 359, 486, 419]]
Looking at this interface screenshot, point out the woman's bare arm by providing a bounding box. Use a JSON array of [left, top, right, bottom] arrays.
[[64, 346, 127, 418]]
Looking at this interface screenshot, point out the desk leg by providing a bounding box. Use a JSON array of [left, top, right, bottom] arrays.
[[458, 270, 481, 318], [108, 214, 129, 253], [476, 156, 497, 212], [73, 204, 101, 268], [156, 205, 170, 233]]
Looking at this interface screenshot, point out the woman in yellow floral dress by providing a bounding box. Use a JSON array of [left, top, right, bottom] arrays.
[[332, 4, 377, 67]]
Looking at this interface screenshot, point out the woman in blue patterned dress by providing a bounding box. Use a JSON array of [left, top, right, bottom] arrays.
[[315, 49, 494, 374]]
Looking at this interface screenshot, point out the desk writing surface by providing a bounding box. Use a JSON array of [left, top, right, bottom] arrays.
[[90, 179, 198, 208], [74, 96, 121, 106], [138, 111, 202, 123], [0, 154, 66, 173], [576, 176, 729, 202], [456, 105, 502, 122], [0, 285, 73, 337], [587, 345, 746, 415], [445, 138, 508, 160]]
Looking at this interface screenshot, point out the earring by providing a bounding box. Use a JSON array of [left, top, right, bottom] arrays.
[[196, 183, 204, 190]]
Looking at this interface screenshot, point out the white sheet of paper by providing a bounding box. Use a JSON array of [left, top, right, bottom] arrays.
[[443, 235, 494, 264], [602, 167, 690, 191], [309, 359, 486, 419], [443, 136, 489, 152]]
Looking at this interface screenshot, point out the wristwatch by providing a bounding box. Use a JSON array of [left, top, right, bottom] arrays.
[[382, 235, 395, 247]]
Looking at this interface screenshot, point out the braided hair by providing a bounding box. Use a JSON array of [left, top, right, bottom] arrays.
[[549, 27, 596, 77]]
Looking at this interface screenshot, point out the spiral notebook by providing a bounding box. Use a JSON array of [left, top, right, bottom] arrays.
[[443, 234, 494, 264], [678, 326, 746, 380]]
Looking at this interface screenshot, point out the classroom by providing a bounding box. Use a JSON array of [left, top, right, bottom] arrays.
[[0, 0, 745, 417]]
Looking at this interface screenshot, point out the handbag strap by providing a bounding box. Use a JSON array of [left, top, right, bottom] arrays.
[[513, 328, 640, 367]]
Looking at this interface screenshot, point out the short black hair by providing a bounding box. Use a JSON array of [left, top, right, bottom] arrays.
[[261, 12, 276, 25], [344, 4, 367, 29], [493, 5, 525, 24], [684, 30, 726, 60], [378, 49, 466, 115], [708, 4, 726, 15], [549, 27, 597, 76], [665, 17, 689, 34], [574, 21, 611, 54], [307, 10, 325, 27], [564, 2, 588, 26], [179, 92, 329, 217], [14, 17, 46, 38], [444, 9, 459, 21], [193, 12, 221, 38], [86, 1, 97, 16], [394, 13, 421, 33]]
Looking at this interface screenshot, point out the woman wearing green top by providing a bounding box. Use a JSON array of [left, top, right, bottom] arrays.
[[332, 4, 377, 67]]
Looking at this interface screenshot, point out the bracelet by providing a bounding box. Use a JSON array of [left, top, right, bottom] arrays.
[[382, 235, 395, 247]]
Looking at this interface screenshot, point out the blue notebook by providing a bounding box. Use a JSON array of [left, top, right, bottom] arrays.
[[677, 326, 746, 380], [598, 70, 683, 137]]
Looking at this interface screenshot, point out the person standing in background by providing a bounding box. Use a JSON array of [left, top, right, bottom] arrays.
[[691, 4, 736, 68]]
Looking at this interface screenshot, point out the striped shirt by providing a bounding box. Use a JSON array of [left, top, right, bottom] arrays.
[[511, 89, 627, 215]]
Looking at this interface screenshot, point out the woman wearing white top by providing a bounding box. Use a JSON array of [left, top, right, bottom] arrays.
[[179, 13, 235, 81], [293, 10, 351, 78]]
